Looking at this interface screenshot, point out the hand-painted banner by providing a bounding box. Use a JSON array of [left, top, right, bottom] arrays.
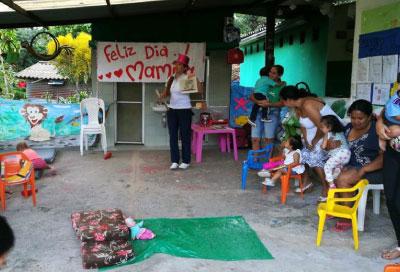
[[96, 42, 206, 83], [0, 98, 94, 149]]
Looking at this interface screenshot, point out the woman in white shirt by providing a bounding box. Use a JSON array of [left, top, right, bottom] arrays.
[[280, 84, 344, 202], [159, 54, 202, 170]]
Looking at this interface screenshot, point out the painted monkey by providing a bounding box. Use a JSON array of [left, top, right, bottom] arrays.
[[20, 104, 51, 141]]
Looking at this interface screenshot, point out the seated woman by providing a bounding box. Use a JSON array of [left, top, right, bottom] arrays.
[[333, 100, 382, 232], [335, 99, 383, 189]]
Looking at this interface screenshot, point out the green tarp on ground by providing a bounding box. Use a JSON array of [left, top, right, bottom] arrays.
[[101, 216, 273, 270]]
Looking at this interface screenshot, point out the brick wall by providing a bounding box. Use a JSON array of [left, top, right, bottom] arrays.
[[26, 80, 78, 100]]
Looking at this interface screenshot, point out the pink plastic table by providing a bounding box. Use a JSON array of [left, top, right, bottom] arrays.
[[191, 124, 238, 163]]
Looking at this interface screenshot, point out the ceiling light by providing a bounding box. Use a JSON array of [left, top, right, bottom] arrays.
[[289, 4, 296, 10]]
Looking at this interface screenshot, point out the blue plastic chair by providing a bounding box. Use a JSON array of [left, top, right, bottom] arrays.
[[241, 143, 274, 190]]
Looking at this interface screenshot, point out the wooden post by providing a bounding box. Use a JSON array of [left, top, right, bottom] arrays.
[[265, 6, 276, 67]]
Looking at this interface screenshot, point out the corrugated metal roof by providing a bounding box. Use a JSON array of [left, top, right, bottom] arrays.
[[16, 61, 68, 80], [0, 0, 259, 28]]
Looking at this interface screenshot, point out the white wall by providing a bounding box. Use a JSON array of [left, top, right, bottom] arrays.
[[142, 50, 232, 147], [350, 0, 399, 100], [91, 49, 232, 148]]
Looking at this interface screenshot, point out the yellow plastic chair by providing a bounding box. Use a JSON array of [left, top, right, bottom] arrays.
[[316, 179, 369, 250]]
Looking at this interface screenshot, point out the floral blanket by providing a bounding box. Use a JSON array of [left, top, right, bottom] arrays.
[[81, 240, 134, 269], [71, 209, 130, 242]]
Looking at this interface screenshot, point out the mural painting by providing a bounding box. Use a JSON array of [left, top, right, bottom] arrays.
[[0, 98, 89, 150]]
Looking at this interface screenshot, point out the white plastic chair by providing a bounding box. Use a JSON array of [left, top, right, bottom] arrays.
[[80, 98, 107, 156], [357, 184, 384, 231]]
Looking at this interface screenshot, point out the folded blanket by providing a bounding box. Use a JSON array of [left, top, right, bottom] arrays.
[[81, 239, 134, 269], [71, 209, 129, 242]]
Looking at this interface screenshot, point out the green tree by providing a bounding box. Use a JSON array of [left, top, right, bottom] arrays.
[[16, 27, 45, 70], [0, 29, 20, 96], [234, 13, 266, 36], [47, 32, 92, 90], [49, 24, 91, 38], [15, 24, 91, 70]]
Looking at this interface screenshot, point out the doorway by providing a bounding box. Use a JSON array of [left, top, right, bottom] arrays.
[[116, 83, 143, 144]]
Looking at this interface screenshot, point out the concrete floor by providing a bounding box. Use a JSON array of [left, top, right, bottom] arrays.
[[1, 148, 395, 272]]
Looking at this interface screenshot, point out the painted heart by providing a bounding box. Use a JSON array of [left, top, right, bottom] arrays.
[[125, 65, 136, 82], [105, 72, 112, 79], [98, 74, 103, 80], [125, 62, 145, 82], [114, 69, 123, 78]]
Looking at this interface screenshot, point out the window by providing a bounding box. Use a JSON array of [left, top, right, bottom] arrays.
[[244, 47, 247, 55], [256, 43, 259, 52], [300, 31, 306, 44], [249, 45, 253, 54]]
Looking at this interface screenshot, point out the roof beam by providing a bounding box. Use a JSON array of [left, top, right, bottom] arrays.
[[0, 0, 46, 27], [248, 0, 280, 9], [183, 0, 196, 14], [105, 0, 117, 18]]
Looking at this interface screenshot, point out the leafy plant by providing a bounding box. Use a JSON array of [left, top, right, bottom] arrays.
[[234, 14, 266, 36], [0, 29, 21, 96], [49, 24, 91, 38], [0, 57, 26, 100], [42, 91, 54, 102], [58, 90, 90, 104], [280, 109, 301, 141]]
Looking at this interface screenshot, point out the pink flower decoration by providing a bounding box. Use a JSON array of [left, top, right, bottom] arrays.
[[89, 220, 98, 226], [99, 224, 109, 231], [118, 224, 129, 231], [79, 225, 88, 231], [17, 81, 26, 88], [91, 244, 101, 252], [94, 233, 105, 241], [109, 214, 118, 220], [116, 250, 130, 256]]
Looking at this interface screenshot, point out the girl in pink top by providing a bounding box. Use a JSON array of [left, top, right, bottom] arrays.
[[16, 142, 49, 170]]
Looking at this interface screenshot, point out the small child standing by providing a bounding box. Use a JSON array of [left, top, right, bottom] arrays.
[[259, 135, 305, 187], [16, 142, 52, 179], [248, 66, 276, 127], [320, 115, 351, 189], [380, 90, 400, 151]]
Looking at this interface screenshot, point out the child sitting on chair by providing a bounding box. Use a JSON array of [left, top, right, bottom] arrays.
[[380, 89, 400, 152], [258, 135, 305, 187], [16, 142, 53, 178], [0, 216, 15, 268]]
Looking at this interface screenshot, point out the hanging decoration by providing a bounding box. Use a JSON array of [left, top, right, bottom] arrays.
[[21, 32, 73, 61], [227, 48, 244, 64]]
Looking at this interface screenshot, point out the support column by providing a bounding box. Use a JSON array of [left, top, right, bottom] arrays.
[[265, 6, 276, 67]]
